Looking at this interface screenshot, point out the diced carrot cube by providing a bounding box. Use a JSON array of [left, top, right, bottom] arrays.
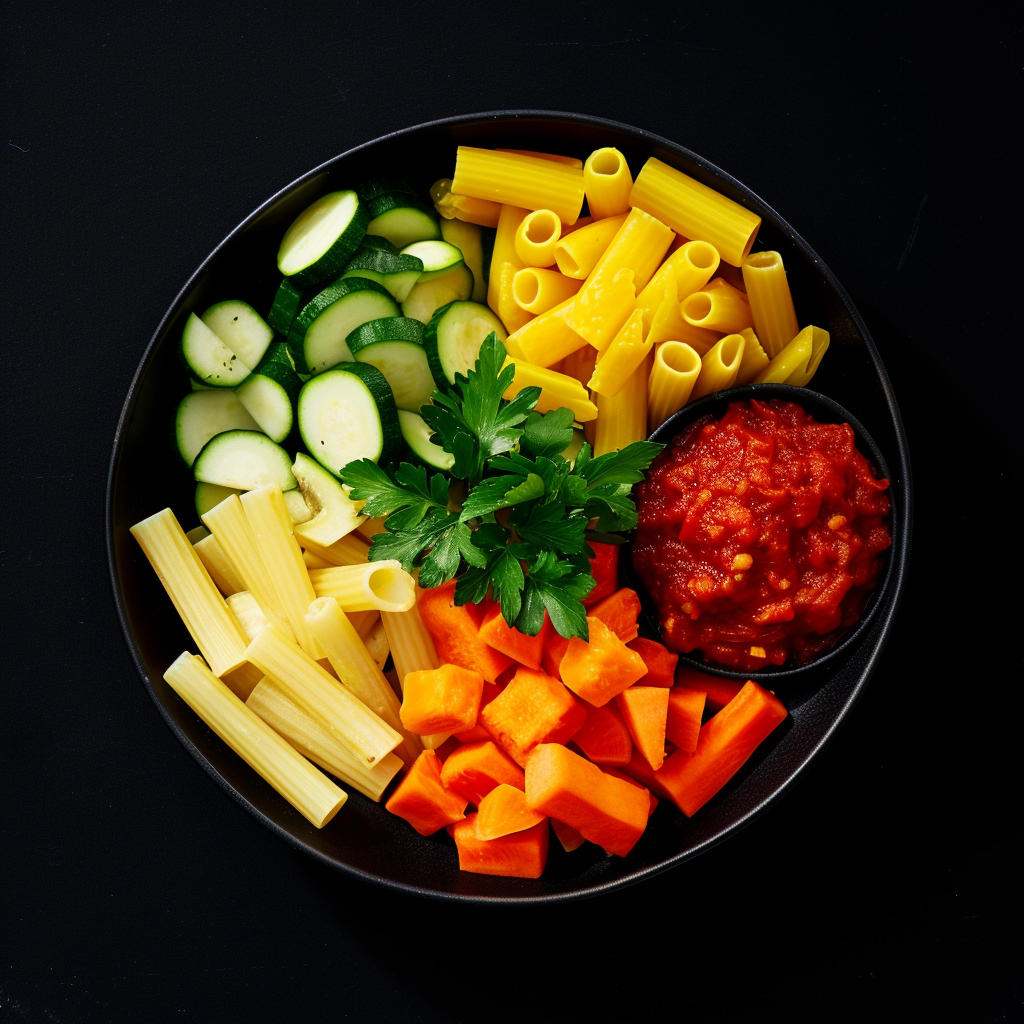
[[440, 739, 524, 806], [475, 784, 546, 840], [666, 687, 706, 753], [615, 685, 669, 770], [385, 750, 467, 835], [418, 581, 513, 682], [572, 702, 633, 765], [400, 663, 484, 735], [588, 588, 641, 642], [627, 637, 678, 687], [559, 617, 647, 707], [542, 632, 570, 679], [453, 681, 503, 743], [676, 666, 744, 710], [620, 745, 675, 801], [478, 605, 552, 670], [601, 767, 658, 816], [583, 542, 620, 607], [551, 818, 587, 852], [447, 815, 549, 878]]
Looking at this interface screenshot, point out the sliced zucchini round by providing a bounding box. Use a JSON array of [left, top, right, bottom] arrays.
[[402, 264, 475, 325], [440, 219, 487, 304], [195, 481, 242, 519], [180, 313, 252, 388], [201, 300, 273, 370], [267, 278, 308, 337], [366, 194, 441, 249], [342, 242, 425, 303], [424, 300, 508, 385], [297, 363, 401, 473], [398, 410, 455, 471], [346, 316, 425, 352], [352, 340, 434, 413], [400, 239, 464, 280], [193, 430, 297, 491], [174, 388, 261, 466], [277, 190, 369, 286], [358, 178, 419, 209], [235, 356, 300, 443], [291, 452, 365, 547]]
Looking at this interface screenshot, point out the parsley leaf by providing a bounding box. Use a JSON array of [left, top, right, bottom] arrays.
[[579, 440, 663, 489], [490, 547, 526, 624], [458, 473, 545, 520], [523, 551, 594, 640], [521, 408, 575, 459], [511, 502, 589, 554], [341, 458, 447, 520]]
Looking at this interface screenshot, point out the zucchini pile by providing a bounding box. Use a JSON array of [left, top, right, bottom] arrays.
[[175, 177, 503, 520]]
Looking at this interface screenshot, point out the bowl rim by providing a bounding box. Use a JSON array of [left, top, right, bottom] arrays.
[[105, 109, 914, 903]]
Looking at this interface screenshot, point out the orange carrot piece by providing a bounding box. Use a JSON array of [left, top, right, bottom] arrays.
[[615, 685, 669, 770], [385, 750, 467, 835], [440, 739, 525, 806], [559, 616, 647, 707], [620, 745, 675, 801], [447, 815, 549, 879], [400, 663, 484, 735], [601, 767, 658, 816], [418, 581, 513, 682], [666, 687, 706, 753], [627, 637, 678, 687], [656, 680, 787, 816], [526, 743, 649, 857], [478, 605, 552, 670], [481, 667, 586, 765], [588, 588, 641, 642], [551, 818, 587, 852], [676, 667, 744, 710], [453, 681, 503, 743], [542, 632, 570, 679], [572, 702, 633, 765], [583, 542, 620, 607], [475, 784, 546, 840]]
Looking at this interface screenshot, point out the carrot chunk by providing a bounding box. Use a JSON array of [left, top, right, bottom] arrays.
[[601, 767, 658, 816], [616, 685, 669, 770], [666, 687, 706, 753], [453, 681, 503, 743], [551, 818, 587, 852], [440, 739, 525, 806], [400, 663, 484, 735], [559, 617, 647, 707], [478, 605, 552, 670], [620, 745, 675, 801], [656, 681, 788, 816], [676, 666, 744, 710], [583, 542, 620, 607], [526, 743, 649, 857], [447, 815, 549, 879], [481, 667, 586, 765], [418, 581, 513, 682], [542, 633, 571, 679], [572, 702, 633, 765], [588, 588, 641, 642], [627, 637, 678, 687], [385, 750, 467, 835], [475, 784, 546, 840]]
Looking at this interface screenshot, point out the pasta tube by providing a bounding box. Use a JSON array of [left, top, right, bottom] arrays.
[[755, 326, 830, 386], [226, 591, 268, 641], [302, 550, 333, 570], [130, 508, 249, 677], [514, 209, 561, 267], [583, 147, 633, 220], [453, 146, 585, 225], [556, 341, 597, 387], [429, 178, 501, 228], [682, 278, 754, 334], [240, 485, 323, 660], [507, 297, 587, 367], [734, 327, 770, 385], [553, 213, 628, 280], [495, 261, 533, 333], [165, 653, 346, 827], [363, 616, 390, 671], [487, 204, 528, 313], [298, 531, 369, 567], [647, 341, 703, 428], [307, 561, 416, 613], [588, 309, 652, 397], [350, 610, 379, 638], [741, 251, 800, 358], [185, 525, 209, 544], [636, 240, 721, 323], [245, 625, 402, 766], [629, 157, 761, 266], [193, 533, 244, 597], [220, 661, 264, 701], [246, 678, 403, 802], [497, 149, 583, 168], [643, 275, 722, 353], [512, 268, 581, 314], [355, 516, 388, 542], [501, 357, 598, 421], [785, 326, 830, 386], [690, 333, 746, 400], [592, 354, 650, 457]]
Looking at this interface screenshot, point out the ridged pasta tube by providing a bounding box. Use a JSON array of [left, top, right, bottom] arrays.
[[307, 561, 416, 613], [514, 209, 562, 267], [583, 148, 633, 219], [647, 342, 703, 428], [734, 327, 770, 385], [508, 297, 588, 367], [682, 278, 754, 334], [553, 214, 628, 280], [741, 251, 800, 358], [592, 355, 650, 457], [512, 268, 581, 314], [690, 333, 746, 399]]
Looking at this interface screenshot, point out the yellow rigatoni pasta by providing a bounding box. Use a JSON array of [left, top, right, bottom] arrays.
[[245, 625, 402, 766], [165, 653, 346, 827], [629, 157, 761, 266], [734, 327, 770, 385], [453, 147, 585, 225], [583, 147, 633, 220], [553, 213, 628, 280], [495, 261, 533, 333], [588, 309, 652, 397], [240, 485, 323, 660], [755, 326, 830, 385], [193, 533, 245, 597], [682, 278, 754, 335], [592, 354, 650, 456], [130, 508, 249, 677], [497, 149, 583, 168], [556, 341, 598, 387], [355, 517, 387, 542], [362, 615, 391, 671], [507, 297, 587, 367], [647, 341, 703, 428], [488, 204, 528, 313], [785, 326, 830, 386], [185, 525, 208, 544], [690, 333, 746, 400], [501, 357, 598, 421], [302, 549, 333, 570], [636, 240, 721, 323], [298, 531, 369, 567], [512, 268, 581, 315], [220, 661, 264, 701], [514, 209, 561, 267], [741, 251, 800, 358], [246, 678, 403, 802], [226, 591, 268, 641], [642, 275, 722, 353], [307, 560, 416, 613], [429, 178, 501, 228], [350, 610, 379, 638]]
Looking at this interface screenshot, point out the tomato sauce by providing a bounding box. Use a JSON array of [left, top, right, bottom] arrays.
[[633, 400, 891, 670]]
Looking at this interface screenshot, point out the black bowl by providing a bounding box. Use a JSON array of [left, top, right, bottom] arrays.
[[106, 111, 912, 903], [628, 383, 900, 682]]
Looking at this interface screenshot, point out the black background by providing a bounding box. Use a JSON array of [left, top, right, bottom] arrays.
[[3, 3, 1021, 1021]]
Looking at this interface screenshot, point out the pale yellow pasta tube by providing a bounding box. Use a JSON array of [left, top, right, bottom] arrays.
[[430, 178, 501, 228], [501, 357, 598, 421], [785, 326, 830, 386], [647, 342, 703, 428], [741, 251, 800, 358], [350, 610, 379, 638], [185, 525, 209, 544], [165, 653, 346, 827], [508, 297, 587, 367], [691, 334, 746, 400], [307, 561, 416, 613], [453, 147, 585, 225], [241, 485, 322, 660], [246, 678, 403, 802], [583, 147, 633, 220], [497, 149, 583, 168], [226, 591, 268, 641], [643, 275, 722, 353], [355, 517, 388, 542], [487, 204, 528, 313], [512, 268, 581, 314], [755, 326, 830, 385], [514, 209, 561, 267], [302, 550, 333, 570], [193, 533, 245, 597], [245, 625, 401, 766], [363, 616, 390, 671], [734, 327, 770, 385], [299, 531, 369, 567], [682, 278, 753, 334], [556, 341, 597, 387], [636, 240, 721, 324], [588, 309, 652, 397], [496, 262, 533, 333], [130, 509, 249, 677], [221, 661, 264, 701], [592, 355, 650, 456], [553, 213, 628, 280], [629, 157, 761, 266]]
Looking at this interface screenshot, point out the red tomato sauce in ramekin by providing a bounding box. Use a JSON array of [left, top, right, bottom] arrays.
[[633, 400, 891, 670]]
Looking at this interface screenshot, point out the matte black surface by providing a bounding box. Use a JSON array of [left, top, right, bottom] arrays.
[[2, 3, 1019, 1021]]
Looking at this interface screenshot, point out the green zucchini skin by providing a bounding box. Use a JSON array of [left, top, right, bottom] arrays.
[[267, 278, 307, 336], [346, 317, 425, 355], [277, 190, 370, 287], [424, 299, 508, 386]]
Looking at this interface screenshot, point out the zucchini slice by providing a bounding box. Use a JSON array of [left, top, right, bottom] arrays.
[[365, 191, 441, 249], [277, 190, 370, 286], [193, 430, 297, 491], [424, 300, 508, 385], [400, 239, 464, 281], [201, 300, 273, 370], [441, 219, 487, 304], [180, 313, 252, 388], [174, 388, 260, 466], [267, 277, 308, 337], [402, 264, 474, 324], [235, 347, 301, 443], [195, 481, 242, 518], [342, 239, 425, 302], [291, 452, 365, 547], [282, 488, 314, 525], [398, 410, 455, 471], [347, 317, 434, 412]]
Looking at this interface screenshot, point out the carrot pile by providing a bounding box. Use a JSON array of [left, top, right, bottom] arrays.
[[385, 542, 788, 878]]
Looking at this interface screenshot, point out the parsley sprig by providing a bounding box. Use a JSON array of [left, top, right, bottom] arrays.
[[341, 334, 662, 640]]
